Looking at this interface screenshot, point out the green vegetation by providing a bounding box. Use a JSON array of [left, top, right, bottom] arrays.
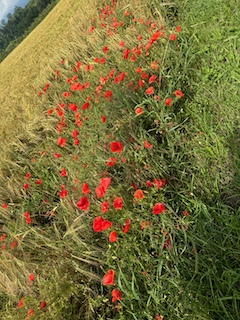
[[0, 0, 239, 319]]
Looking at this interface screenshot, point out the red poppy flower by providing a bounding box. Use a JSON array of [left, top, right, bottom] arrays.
[[29, 274, 34, 282], [106, 158, 117, 167], [24, 183, 29, 190], [153, 203, 166, 214], [96, 185, 106, 198], [93, 216, 104, 232], [153, 178, 165, 189], [82, 102, 90, 110], [74, 138, 79, 145], [176, 25, 181, 32], [103, 269, 115, 285], [40, 301, 47, 310], [109, 231, 117, 242], [122, 219, 131, 233], [146, 86, 154, 95], [135, 107, 144, 116], [151, 62, 158, 70], [170, 34, 177, 40], [136, 67, 142, 73], [82, 183, 91, 194], [174, 90, 184, 98], [149, 75, 157, 84], [100, 58, 106, 64], [183, 210, 188, 216], [100, 177, 111, 191], [57, 137, 66, 147], [112, 289, 122, 302], [144, 140, 153, 149], [102, 116, 106, 123], [123, 48, 131, 59], [54, 153, 61, 158], [36, 179, 42, 185], [61, 168, 67, 176], [147, 180, 153, 187], [73, 129, 78, 138], [165, 97, 172, 106], [77, 196, 90, 211], [102, 220, 113, 231], [101, 201, 109, 213], [113, 197, 123, 210], [134, 189, 144, 200], [24, 211, 30, 218], [60, 190, 68, 198], [110, 141, 123, 153], [17, 298, 24, 309], [119, 40, 125, 47]]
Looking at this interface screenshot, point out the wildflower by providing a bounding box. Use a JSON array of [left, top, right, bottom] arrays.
[[106, 158, 117, 167], [40, 301, 47, 310], [113, 197, 123, 210], [74, 138, 79, 145], [112, 289, 122, 302], [165, 97, 172, 106], [122, 219, 131, 233], [151, 61, 158, 69], [60, 190, 67, 198], [119, 40, 125, 47], [93, 216, 104, 232], [135, 107, 144, 116], [102, 220, 112, 230], [96, 185, 106, 198], [141, 221, 150, 230], [24, 211, 30, 218], [101, 201, 109, 213], [123, 48, 131, 59], [103, 269, 115, 285], [176, 25, 181, 32], [17, 298, 25, 308], [183, 210, 188, 216], [170, 34, 177, 40], [24, 183, 29, 190], [109, 231, 117, 242], [103, 46, 108, 54], [73, 129, 78, 138], [57, 137, 66, 147], [174, 89, 184, 98], [153, 178, 165, 189], [144, 140, 153, 149], [110, 141, 123, 153], [136, 67, 142, 73], [102, 116, 106, 123], [147, 180, 153, 187], [149, 75, 157, 84], [82, 102, 90, 110], [54, 153, 62, 158], [29, 274, 34, 282], [146, 87, 154, 95], [77, 196, 90, 212], [122, 158, 126, 163], [61, 168, 67, 176], [134, 189, 144, 200], [36, 179, 42, 185], [100, 58, 106, 64], [82, 183, 91, 194], [153, 203, 166, 214]]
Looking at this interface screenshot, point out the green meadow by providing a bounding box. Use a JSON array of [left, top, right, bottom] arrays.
[[0, 0, 239, 319]]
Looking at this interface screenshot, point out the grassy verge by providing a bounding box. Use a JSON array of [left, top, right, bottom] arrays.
[[0, 0, 239, 319]]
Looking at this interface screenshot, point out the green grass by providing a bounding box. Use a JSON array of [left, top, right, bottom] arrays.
[[0, 0, 239, 319]]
